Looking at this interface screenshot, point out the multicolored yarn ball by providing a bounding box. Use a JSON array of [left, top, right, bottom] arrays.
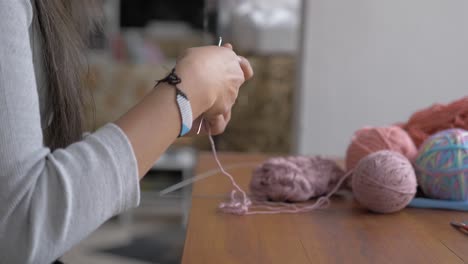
[[414, 128, 468, 201], [346, 126, 418, 172], [249, 156, 345, 202], [352, 150, 417, 213]]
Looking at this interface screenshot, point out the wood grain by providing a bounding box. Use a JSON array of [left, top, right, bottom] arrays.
[[182, 153, 467, 264]]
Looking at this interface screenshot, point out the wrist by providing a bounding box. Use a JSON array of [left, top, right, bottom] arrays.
[[155, 80, 193, 137], [174, 67, 215, 118]]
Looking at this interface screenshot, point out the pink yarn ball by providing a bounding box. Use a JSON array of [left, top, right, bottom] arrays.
[[346, 126, 418, 172], [250, 156, 345, 202], [352, 150, 417, 213]]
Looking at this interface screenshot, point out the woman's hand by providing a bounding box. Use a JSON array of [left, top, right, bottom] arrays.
[[175, 44, 254, 131], [116, 44, 252, 177]]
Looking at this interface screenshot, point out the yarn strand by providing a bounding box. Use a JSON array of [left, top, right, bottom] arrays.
[[207, 129, 352, 215]]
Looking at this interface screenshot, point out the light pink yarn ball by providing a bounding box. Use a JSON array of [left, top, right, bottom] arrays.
[[346, 126, 418, 172], [250, 156, 345, 202], [352, 150, 417, 213]]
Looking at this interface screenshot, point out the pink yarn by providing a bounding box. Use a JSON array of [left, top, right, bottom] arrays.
[[345, 126, 418, 189], [207, 130, 415, 215], [249, 156, 345, 202], [352, 150, 417, 213], [207, 132, 351, 215], [346, 126, 418, 171]]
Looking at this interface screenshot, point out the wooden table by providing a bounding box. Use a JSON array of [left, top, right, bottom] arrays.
[[182, 153, 468, 264]]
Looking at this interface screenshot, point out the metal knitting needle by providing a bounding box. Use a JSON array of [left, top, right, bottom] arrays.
[[159, 161, 257, 196], [450, 221, 468, 230], [197, 37, 223, 135]]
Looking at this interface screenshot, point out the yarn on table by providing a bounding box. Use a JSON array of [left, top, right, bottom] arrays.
[[402, 96, 468, 148], [414, 128, 468, 201], [345, 126, 418, 172], [249, 156, 345, 202], [352, 150, 417, 213]]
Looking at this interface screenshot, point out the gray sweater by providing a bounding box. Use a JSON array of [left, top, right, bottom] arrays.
[[0, 1, 140, 263]]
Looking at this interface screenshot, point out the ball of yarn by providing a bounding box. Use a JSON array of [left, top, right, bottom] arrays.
[[250, 156, 345, 202], [415, 128, 468, 201], [352, 150, 417, 213], [346, 126, 418, 172], [402, 96, 468, 148]]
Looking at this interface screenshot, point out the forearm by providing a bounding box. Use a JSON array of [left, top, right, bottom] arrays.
[[114, 83, 203, 178]]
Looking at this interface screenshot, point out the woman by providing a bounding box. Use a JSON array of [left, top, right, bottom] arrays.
[[0, 0, 253, 263]]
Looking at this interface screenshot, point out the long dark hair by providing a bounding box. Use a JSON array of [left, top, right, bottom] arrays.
[[34, 0, 100, 150]]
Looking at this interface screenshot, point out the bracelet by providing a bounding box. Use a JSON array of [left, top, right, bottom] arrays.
[[155, 68, 193, 137]]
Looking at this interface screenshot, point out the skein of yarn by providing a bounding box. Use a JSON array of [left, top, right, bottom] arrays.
[[250, 156, 345, 202], [352, 150, 417, 213], [414, 128, 468, 201], [402, 96, 468, 148], [345, 126, 418, 172]]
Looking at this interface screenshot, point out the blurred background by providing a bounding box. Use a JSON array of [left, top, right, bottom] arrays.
[[65, 0, 468, 263]]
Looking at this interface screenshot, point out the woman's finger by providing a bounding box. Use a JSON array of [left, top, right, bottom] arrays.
[[207, 115, 227, 135], [187, 109, 232, 137], [238, 56, 254, 80], [223, 43, 233, 49], [207, 112, 231, 135], [223, 110, 232, 124]]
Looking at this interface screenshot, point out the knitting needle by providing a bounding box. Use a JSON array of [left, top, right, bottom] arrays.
[[450, 221, 468, 235], [450, 221, 468, 230], [197, 37, 223, 135], [158, 161, 257, 196]]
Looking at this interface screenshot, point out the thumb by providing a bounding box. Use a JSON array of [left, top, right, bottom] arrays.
[[223, 43, 233, 50]]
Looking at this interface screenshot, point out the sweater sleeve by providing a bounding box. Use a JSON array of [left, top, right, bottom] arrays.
[[0, 1, 140, 263]]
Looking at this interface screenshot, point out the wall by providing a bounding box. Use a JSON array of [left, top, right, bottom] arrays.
[[294, 0, 468, 156]]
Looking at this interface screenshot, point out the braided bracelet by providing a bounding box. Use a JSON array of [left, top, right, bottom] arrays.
[[155, 68, 193, 137]]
